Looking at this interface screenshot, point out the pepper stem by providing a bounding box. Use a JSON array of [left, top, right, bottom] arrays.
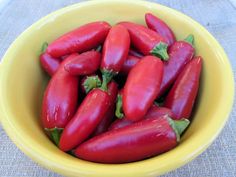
[[83, 75, 102, 94], [100, 70, 115, 91], [184, 34, 194, 46], [115, 94, 124, 118], [45, 128, 63, 146], [150, 42, 169, 61], [168, 117, 190, 142], [39, 42, 48, 56]]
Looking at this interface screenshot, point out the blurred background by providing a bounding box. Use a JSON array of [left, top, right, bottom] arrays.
[[0, 0, 235, 177]]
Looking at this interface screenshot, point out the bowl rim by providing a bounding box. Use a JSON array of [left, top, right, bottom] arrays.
[[0, 0, 234, 176]]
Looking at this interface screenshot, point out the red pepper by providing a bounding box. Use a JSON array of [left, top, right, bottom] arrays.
[[40, 52, 61, 76], [129, 49, 144, 58], [120, 55, 140, 75], [164, 56, 202, 119], [64, 51, 101, 75], [92, 81, 118, 136], [41, 53, 79, 145], [110, 104, 176, 130], [47, 21, 111, 58], [80, 75, 102, 94], [145, 13, 176, 46], [100, 25, 130, 90], [119, 22, 169, 60], [123, 56, 163, 121], [75, 116, 189, 163], [158, 35, 195, 97], [59, 88, 110, 151]]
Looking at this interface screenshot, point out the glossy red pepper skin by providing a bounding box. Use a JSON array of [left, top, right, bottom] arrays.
[[47, 22, 111, 58], [64, 51, 101, 76], [93, 81, 118, 136], [41, 53, 79, 129], [164, 57, 202, 119], [119, 22, 168, 60], [110, 105, 175, 130], [75, 117, 177, 163], [158, 40, 194, 97], [145, 13, 176, 46], [59, 88, 110, 151], [40, 52, 61, 76], [123, 56, 163, 121], [120, 55, 140, 75], [129, 49, 144, 58], [101, 25, 130, 73]]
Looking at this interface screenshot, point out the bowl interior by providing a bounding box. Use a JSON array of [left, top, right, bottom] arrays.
[[0, 1, 234, 177]]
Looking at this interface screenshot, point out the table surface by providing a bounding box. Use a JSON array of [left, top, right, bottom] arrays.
[[0, 0, 236, 176]]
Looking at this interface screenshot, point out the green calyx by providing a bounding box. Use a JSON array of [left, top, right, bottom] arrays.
[[45, 127, 63, 146], [83, 75, 102, 94], [184, 34, 194, 46], [168, 117, 190, 142], [115, 94, 124, 119], [150, 42, 169, 61], [39, 42, 48, 56], [100, 69, 116, 91]]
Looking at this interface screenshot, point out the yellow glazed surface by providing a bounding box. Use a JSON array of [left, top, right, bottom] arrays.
[[0, 0, 234, 176]]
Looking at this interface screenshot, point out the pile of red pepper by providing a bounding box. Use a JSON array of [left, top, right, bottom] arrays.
[[40, 13, 202, 163]]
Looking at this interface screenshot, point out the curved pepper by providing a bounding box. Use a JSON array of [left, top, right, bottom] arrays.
[[158, 35, 195, 97], [64, 50, 101, 76], [145, 13, 176, 46], [100, 24, 130, 90], [41, 53, 79, 145], [164, 56, 202, 119], [59, 88, 110, 151], [47, 21, 111, 58], [119, 22, 169, 60], [123, 56, 163, 121], [75, 116, 189, 163], [110, 104, 176, 130], [40, 52, 61, 76]]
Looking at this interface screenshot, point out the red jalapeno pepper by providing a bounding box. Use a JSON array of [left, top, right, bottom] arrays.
[[164, 56, 202, 119], [123, 56, 163, 121], [92, 81, 118, 136], [111, 104, 176, 130], [120, 55, 140, 75], [75, 116, 189, 163], [59, 88, 110, 151], [100, 25, 130, 90], [145, 13, 176, 46], [41, 53, 79, 145], [158, 35, 195, 97], [40, 52, 61, 76], [64, 51, 101, 76], [47, 21, 111, 58], [119, 22, 169, 60]]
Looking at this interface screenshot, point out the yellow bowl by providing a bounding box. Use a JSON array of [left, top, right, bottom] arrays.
[[0, 0, 234, 176]]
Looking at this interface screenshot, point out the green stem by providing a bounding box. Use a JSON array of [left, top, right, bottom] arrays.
[[184, 34, 194, 46], [83, 75, 102, 94], [45, 128, 63, 146], [168, 117, 190, 142], [150, 42, 169, 61], [100, 69, 115, 91], [115, 94, 124, 118], [39, 42, 48, 56]]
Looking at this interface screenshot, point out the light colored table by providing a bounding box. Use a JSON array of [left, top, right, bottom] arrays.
[[0, 0, 235, 176]]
